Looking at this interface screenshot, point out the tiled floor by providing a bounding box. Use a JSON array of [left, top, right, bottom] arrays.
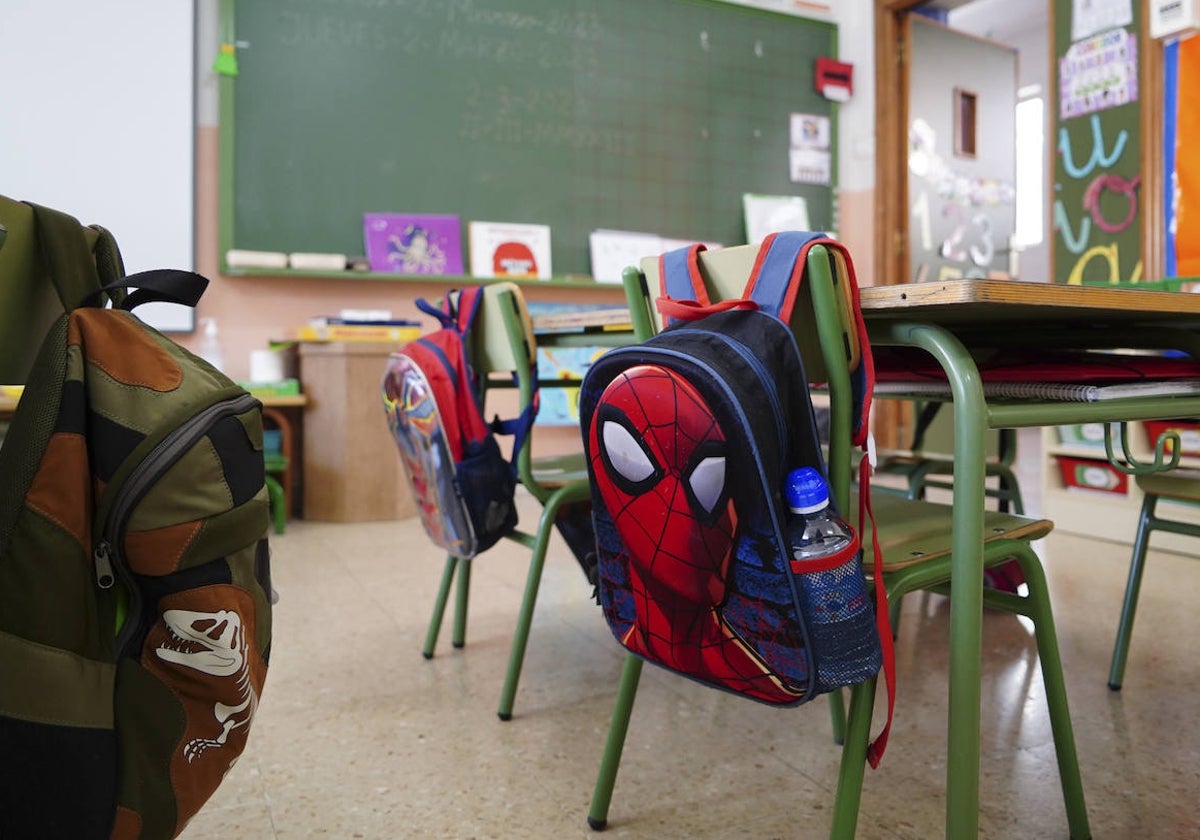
[[181, 466, 1199, 839]]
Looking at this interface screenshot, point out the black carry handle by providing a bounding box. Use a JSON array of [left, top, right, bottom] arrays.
[[28, 202, 209, 314], [82, 269, 209, 312]]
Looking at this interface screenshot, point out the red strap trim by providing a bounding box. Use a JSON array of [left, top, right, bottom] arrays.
[[788, 529, 860, 575], [860, 453, 895, 768], [827, 244, 874, 448], [655, 296, 759, 322], [744, 232, 777, 305], [658, 243, 711, 307], [684, 243, 710, 305]]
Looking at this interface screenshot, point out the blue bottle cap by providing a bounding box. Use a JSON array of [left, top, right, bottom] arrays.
[[784, 467, 830, 514]]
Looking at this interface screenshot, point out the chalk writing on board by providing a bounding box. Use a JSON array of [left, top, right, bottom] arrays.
[[278, 11, 593, 69]]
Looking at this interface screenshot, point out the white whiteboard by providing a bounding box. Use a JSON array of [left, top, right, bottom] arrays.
[[0, 1, 196, 332]]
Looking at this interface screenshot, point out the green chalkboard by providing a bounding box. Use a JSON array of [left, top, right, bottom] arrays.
[[218, 0, 837, 281], [1052, 0, 1142, 285]]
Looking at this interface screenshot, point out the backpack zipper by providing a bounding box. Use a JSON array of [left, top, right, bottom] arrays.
[[93, 393, 260, 655]]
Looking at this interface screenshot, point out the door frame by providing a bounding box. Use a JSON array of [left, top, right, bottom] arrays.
[[874, 0, 1164, 288], [871, 0, 1164, 452], [874, 0, 928, 291]]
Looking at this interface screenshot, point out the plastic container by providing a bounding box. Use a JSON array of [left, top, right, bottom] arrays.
[[1056, 455, 1128, 495], [783, 467, 880, 690], [1056, 423, 1111, 450], [1144, 419, 1200, 458], [198, 317, 225, 373]]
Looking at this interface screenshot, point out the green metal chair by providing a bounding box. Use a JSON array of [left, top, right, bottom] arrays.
[[417, 282, 593, 721], [1108, 468, 1200, 690], [587, 242, 1089, 839], [875, 401, 1025, 514]]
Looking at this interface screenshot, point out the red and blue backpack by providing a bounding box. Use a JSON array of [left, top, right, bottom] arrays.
[[381, 287, 535, 559], [579, 232, 895, 764]]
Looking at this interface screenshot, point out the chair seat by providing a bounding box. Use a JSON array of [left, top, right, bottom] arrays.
[[530, 452, 590, 488], [1135, 469, 1200, 501], [864, 494, 1053, 572]]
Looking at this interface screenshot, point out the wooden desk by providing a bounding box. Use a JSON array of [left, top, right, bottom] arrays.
[[298, 341, 416, 522], [861, 278, 1200, 328], [860, 279, 1200, 840]]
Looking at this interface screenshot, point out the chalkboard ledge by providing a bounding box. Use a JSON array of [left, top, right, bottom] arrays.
[[221, 267, 622, 290]]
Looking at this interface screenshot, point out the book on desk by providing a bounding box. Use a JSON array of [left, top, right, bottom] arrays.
[[874, 348, 1200, 403]]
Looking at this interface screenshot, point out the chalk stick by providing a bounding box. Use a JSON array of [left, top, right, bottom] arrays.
[[289, 252, 348, 271], [225, 249, 289, 269]]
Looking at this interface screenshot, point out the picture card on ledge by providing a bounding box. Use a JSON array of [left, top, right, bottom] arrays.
[[588, 229, 664, 284], [469, 221, 552, 279], [743, 194, 811, 245], [363, 213, 464, 275]]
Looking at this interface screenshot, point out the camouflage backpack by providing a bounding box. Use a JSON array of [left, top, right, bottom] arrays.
[[0, 201, 273, 839]]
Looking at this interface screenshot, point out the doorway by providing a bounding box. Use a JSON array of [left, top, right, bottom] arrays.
[[874, 0, 1049, 288], [872, 0, 1048, 448]]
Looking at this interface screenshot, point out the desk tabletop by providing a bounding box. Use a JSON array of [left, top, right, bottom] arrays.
[[860, 279, 1200, 326]]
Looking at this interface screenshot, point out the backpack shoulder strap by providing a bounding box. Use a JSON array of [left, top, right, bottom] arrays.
[[657, 242, 759, 326], [659, 243, 710, 306], [742, 230, 826, 320], [745, 233, 875, 447]]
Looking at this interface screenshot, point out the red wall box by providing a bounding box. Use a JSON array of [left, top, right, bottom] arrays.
[[1144, 419, 1200, 457], [1057, 455, 1129, 495]]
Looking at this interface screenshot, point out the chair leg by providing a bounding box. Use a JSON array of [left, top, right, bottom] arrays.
[[1009, 548, 1092, 840], [588, 654, 644, 831], [1108, 493, 1156, 691], [452, 556, 471, 648], [497, 485, 584, 720], [995, 465, 1025, 515], [827, 688, 847, 745], [263, 474, 286, 534], [830, 676, 877, 839], [423, 554, 460, 659]]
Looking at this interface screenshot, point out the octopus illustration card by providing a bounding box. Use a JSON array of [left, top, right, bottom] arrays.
[[363, 213, 464, 275]]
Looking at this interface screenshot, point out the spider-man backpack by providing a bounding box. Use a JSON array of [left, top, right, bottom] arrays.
[[382, 287, 535, 559], [579, 232, 896, 764]]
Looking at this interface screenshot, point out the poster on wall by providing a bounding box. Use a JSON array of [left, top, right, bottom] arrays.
[[1052, 0, 1142, 285], [1070, 0, 1132, 40], [1058, 27, 1138, 119]]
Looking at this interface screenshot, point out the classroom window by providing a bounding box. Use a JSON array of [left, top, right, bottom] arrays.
[[954, 88, 978, 158], [1014, 95, 1044, 248]]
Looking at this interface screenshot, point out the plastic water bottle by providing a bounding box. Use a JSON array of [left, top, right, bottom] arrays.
[[784, 467, 880, 689], [198, 317, 225, 373]]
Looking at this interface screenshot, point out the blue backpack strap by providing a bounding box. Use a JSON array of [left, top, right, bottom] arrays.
[[657, 243, 708, 327], [743, 231, 826, 319], [448, 285, 538, 476], [454, 286, 484, 334], [746, 233, 874, 447]]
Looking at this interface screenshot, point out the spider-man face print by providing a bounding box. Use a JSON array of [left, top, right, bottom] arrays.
[[589, 365, 737, 606]]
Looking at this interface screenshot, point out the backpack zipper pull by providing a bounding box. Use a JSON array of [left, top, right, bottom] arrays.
[[94, 541, 116, 589]]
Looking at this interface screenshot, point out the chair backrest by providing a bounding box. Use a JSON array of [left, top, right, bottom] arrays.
[[461, 282, 546, 497], [624, 241, 863, 514]]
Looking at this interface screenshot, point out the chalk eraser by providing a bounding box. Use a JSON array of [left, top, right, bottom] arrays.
[[289, 252, 348, 271], [225, 249, 289, 270]]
